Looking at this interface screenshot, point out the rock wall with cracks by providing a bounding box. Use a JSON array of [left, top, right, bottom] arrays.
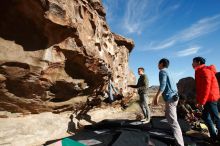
[[0, 0, 135, 114]]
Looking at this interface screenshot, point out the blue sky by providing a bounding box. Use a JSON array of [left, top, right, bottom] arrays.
[[102, 0, 220, 85]]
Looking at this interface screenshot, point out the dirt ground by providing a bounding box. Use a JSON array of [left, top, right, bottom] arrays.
[[0, 93, 213, 146]]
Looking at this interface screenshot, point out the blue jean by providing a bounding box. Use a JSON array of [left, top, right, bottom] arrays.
[[139, 94, 150, 120], [202, 102, 220, 139]]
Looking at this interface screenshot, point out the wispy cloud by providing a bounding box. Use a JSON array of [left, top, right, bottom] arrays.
[[122, 0, 179, 34], [177, 46, 201, 57], [180, 15, 220, 41], [147, 14, 220, 50], [173, 71, 186, 77], [171, 70, 187, 83], [103, 0, 120, 23], [169, 4, 180, 10]]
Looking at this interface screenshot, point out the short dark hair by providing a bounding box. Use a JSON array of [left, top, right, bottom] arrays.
[[159, 58, 169, 68], [138, 67, 145, 72], [193, 57, 206, 65]]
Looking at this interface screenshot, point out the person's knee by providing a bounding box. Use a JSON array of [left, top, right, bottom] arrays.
[[202, 116, 212, 123], [143, 104, 148, 109], [140, 102, 146, 107], [172, 121, 181, 128], [167, 117, 178, 125]]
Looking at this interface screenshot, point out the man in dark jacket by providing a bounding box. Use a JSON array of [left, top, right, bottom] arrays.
[[192, 57, 220, 142], [128, 67, 150, 122]]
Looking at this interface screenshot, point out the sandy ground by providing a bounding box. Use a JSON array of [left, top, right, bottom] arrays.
[[0, 108, 147, 145], [0, 94, 166, 146], [0, 91, 214, 146]]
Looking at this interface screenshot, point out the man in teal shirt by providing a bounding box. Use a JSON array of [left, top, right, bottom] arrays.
[[153, 58, 184, 146]]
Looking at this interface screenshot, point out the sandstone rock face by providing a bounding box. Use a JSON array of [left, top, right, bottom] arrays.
[[0, 0, 135, 114], [177, 77, 196, 99]]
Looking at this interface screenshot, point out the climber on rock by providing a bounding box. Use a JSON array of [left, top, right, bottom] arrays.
[[105, 73, 119, 104]]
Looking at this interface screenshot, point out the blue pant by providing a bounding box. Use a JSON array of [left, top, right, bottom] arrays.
[[202, 102, 220, 139], [139, 94, 150, 120]]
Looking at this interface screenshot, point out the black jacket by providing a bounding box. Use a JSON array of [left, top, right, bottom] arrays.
[[130, 74, 149, 94]]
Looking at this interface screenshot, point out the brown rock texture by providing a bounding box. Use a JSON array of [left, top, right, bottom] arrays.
[[177, 77, 196, 99], [0, 0, 135, 114], [177, 73, 220, 98]]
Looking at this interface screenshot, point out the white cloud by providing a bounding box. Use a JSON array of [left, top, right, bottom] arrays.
[[103, 0, 120, 23], [177, 46, 201, 57], [169, 4, 180, 10], [148, 39, 176, 50], [171, 70, 187, 83], [147, 14, 220, 50], [103, 0, 181, 35], [123, 0, 155, 34], [122, 0, 179, 34], [173, 71, 186, 77], [180, 15, 220, 41]]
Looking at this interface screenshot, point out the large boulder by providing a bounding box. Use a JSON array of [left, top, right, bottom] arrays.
[[0, 0, 135, 114], [177, 77, 196, 99]]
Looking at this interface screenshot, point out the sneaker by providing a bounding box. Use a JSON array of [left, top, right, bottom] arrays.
[[141, 119, 146, 122], [141, 118, 150, 124], [142, 120, 150, 124]]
